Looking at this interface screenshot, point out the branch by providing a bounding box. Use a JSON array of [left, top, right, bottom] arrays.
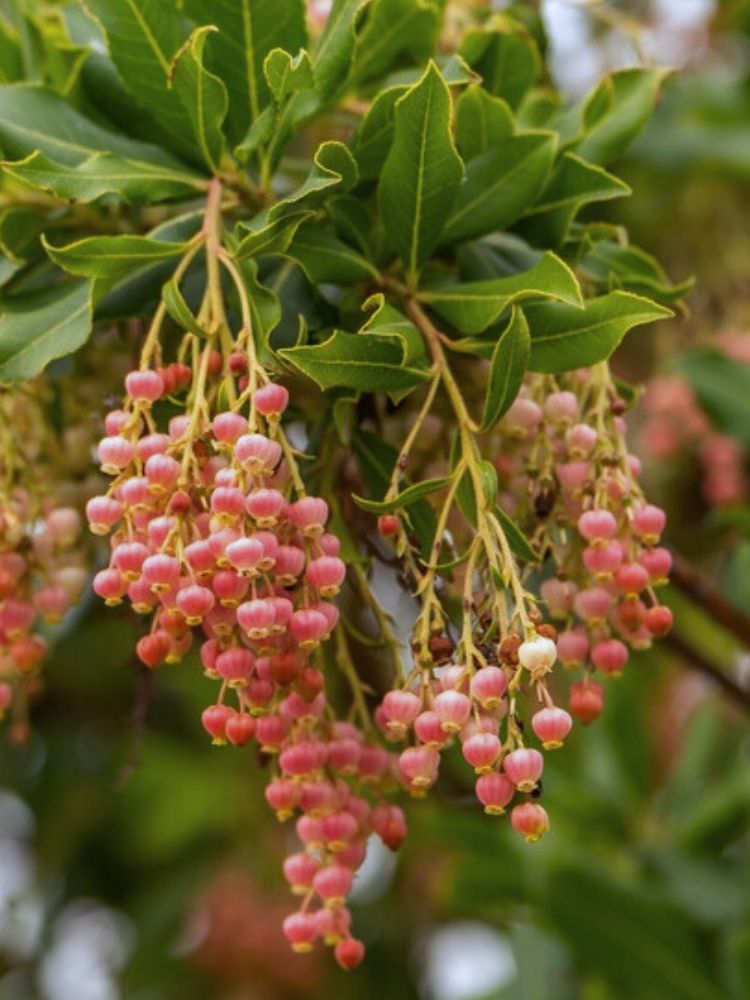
[[670, 552, 750, 649], [665, 632, 750, 713]]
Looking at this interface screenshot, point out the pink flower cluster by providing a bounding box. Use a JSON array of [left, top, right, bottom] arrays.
[[86, 365, 404, 968], [375, 638, 569, 843], [271, 726, 406, 969], [498, 377, 673, 726], [0, 490, 84, 733]]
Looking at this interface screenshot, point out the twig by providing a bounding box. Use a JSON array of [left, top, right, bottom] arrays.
[[665, 632, 750, 713], [670, 553, 750, 650]]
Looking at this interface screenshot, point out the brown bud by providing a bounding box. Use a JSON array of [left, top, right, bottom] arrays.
[[537, 623, 558, 642], [499, 634, 521, 666], [429, 634, 454, 666]]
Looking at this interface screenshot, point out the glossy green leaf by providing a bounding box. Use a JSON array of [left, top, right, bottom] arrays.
[[420, 252, 582, 334], [0, 84, 185, 167], [352, 426, 435, 555], [269, 140, 358, 220], [518, 152, 630, 246], [284, 224, 378, 284], [0, 280, 92, 380], [480, 308, 530, 431], [2, 150, 204, 204], [352, 476, 451, 514], [350, 0, 439, 85], [441, 132, 556, 245], [478, 460, 498, 509], [234, 104, 276, 163], [0, 20, 22, 83], [460, 22, 541, 108], [169, 26, 228, 173], [234, 211, 313, 261], [237, 257, 282, 360], [162, 277, 206, 337], [360, 294, 424, 365], [280, 330, 430, 395], [0, 207, 43, 264], [84, 0, 202, 167], [264, 47, 314, 102], [313, 0, 369, 100], [184, 0, 306, 143], [43, 234, 190, 278], [570, 68, 671, 166], [495, 505, 538, 562], [527, 291, 672, 373], [581, 239, 693, 304], [379, 63, 463, 285], [352, 84, 407, 179], [455, 85, 514, 161]]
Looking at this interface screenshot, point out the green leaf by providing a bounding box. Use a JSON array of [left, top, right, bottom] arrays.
[[581, 238, 693, 305], [517, 152, 631, 246], [280, 330, 430, 396], [384, 53, 478, 90], [184, 0, 306, 143], [43, 234, 190, 278], [420, 252, 582, 335], [351, 84, 407, 180], [378, 62, 463, 286], [352, 476, 451, 514], [84, 0, 203, 167], [441, 132, 556, 245], [480, 308, 530, 431], [0, 280, 92, 381], [478, 460, 498, 509], [455, 84, 514, 161], [450, 434, 477, 527], [0, 84, 185, 168], [162, 277, 206, 337], [569, 68, 670, 166], [235, 211, 312, 260], [284, 224, 379, 284], [313, 0, 369, 100], [2, 150, 204, 204], [234, 104, 276, 163], [269, 140, 358, 219], [349, 0, 440, 86], [328, 194, 378, 257], [352, 426, 435, 556], [527, 291, 672, 373], [0, 19, 23, 83], [360, 294, 424, 365], [237, 257, 282, 361], [168, 26, 228, 173], [0, 207, 44, 265], [547, 863, 727, 1000], [460, 22, 541, 109], [264, 47, 314, 102], [495, 505, 537, 562]]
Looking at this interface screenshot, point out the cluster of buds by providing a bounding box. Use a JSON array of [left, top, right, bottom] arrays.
[[87, 340, 406, 967], [272, 723, 406, 969], [366, 358, 676, 848], [0, 388, 86, 738], [376, 633, 567, 843], [495, 367, 673, 727]]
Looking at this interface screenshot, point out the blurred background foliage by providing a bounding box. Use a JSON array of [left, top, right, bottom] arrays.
[[1, 1, 750, 998]]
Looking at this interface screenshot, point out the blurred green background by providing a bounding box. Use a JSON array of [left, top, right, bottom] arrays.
[[2, 2, 750, 998]]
